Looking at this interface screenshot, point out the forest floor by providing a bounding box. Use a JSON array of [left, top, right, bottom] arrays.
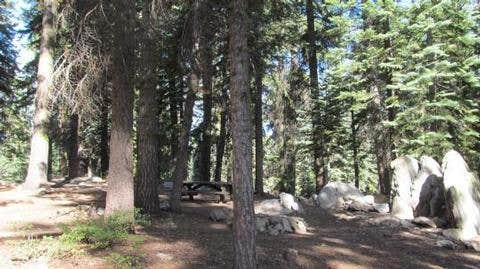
[[0, 181, 479, 269]]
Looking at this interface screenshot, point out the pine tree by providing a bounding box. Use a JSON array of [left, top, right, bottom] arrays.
[[23, 0, 57, 190]]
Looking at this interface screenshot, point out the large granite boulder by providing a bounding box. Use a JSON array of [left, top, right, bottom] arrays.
[[255, 199, 292, 215], [391, 156, 419, 219], [413, 156, 445, 218], [315, 182, 366, 210], [442, 150, 480, 240]]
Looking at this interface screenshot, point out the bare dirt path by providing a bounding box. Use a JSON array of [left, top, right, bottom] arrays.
[[0, 182, 479, 269]]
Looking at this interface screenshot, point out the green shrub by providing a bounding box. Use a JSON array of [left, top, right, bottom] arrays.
[[60, 209, 151, 250]]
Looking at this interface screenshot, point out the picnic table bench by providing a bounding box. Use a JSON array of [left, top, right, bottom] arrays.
[[182, 181, 232, 203]]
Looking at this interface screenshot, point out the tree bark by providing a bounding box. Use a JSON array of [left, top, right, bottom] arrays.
[[197, 1, 214, 182], [229, 0, 257, 267], [170, 84, 196, 212], [99, 99, 109, 178], [253, 57, 264, 195], [306, 0, 328, 192], [105, 0, 135, 217], [23, 0, 56, 190], [281, 53, 300, 195], [67, 114, 79, 179], [169, 80, 179, 165], [135, 1, 160, 214], [214, 88, 228, 182]]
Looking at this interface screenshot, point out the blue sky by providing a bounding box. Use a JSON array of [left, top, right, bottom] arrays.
[[12, 0, 34, 69]]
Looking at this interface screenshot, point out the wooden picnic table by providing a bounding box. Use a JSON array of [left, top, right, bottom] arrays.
[[182, 181, 232, 203]]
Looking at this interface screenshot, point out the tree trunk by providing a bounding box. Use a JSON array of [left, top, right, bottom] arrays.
[[351, 111, 360, 188], [214, 89, 228, 182], [281, 53, 300, 195], [67, 114, 79, 179], [23, 0, 56, 190], [169, 80, 179, 165], [306, 0, 327, 192], [197, 1, 214, 182], [135, 1, 160, 214], [198, 88, 213, 182], [99, 99, 109, 178], [170, 84, 196, 212], [105, 0, 135, 217], [229, 0, 257, 267], [253, 58, 264, 195], [47, 138, 52, 180]]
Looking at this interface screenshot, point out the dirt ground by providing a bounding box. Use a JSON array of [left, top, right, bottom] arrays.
[[0, 181, 479, 269]]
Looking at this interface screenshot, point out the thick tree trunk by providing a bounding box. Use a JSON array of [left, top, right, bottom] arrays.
[[135, 1, 160, 214], [170, 85, 196, 213], [370, 83, 394, 196], [105, 0, 135, 217], [23, 0, 56, 190], [214, 90, 228, 182], [306, 0, 327, 192], [197, 1, 213, 182], [253, 59, 264, 195], [229, 0, 257, 267], [198, 89, 213, 182], [281, 54, 300, 195], [67, 114, 79, 179]]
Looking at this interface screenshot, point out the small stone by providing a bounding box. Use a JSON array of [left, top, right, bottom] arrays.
[[288, 217, 307, 234], [436, 239, 457, 250], [400, 220, 416, 229], [90, 176, 105, 183], [209, 208, 229, 222], [373, 203, 389, 214], [256, 216, 269, 233], [462, 236, 480, 252], [96, 207, 105, 216], [347, 200, 374, 212], [159, 201, 170, 211], [267, 223, 283, 236], [156, 252, 174, 261], [133, 224, 146, 235], [412, 216, 437, 228], [283, 249, 299, 269]]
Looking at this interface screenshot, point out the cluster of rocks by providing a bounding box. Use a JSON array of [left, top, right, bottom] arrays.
[[209, 192, 308, 236], [390, 150, 480, 243], [314, 181, 389, 214]]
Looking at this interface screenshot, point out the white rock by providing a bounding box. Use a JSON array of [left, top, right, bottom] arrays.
[[363, 195, 375, 205], [279, 192, 302, 212], [391, 156, 419, 220], [442, 150, 480, 240], [373, 203, 390, 214], [316, 182, 364, 210], [255, 199, 292, 215], [413, 156, 445, 218], [90, 176, 105, 183]]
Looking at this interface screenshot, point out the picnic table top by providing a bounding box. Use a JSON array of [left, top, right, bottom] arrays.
[[182, 181, 231, 187]]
